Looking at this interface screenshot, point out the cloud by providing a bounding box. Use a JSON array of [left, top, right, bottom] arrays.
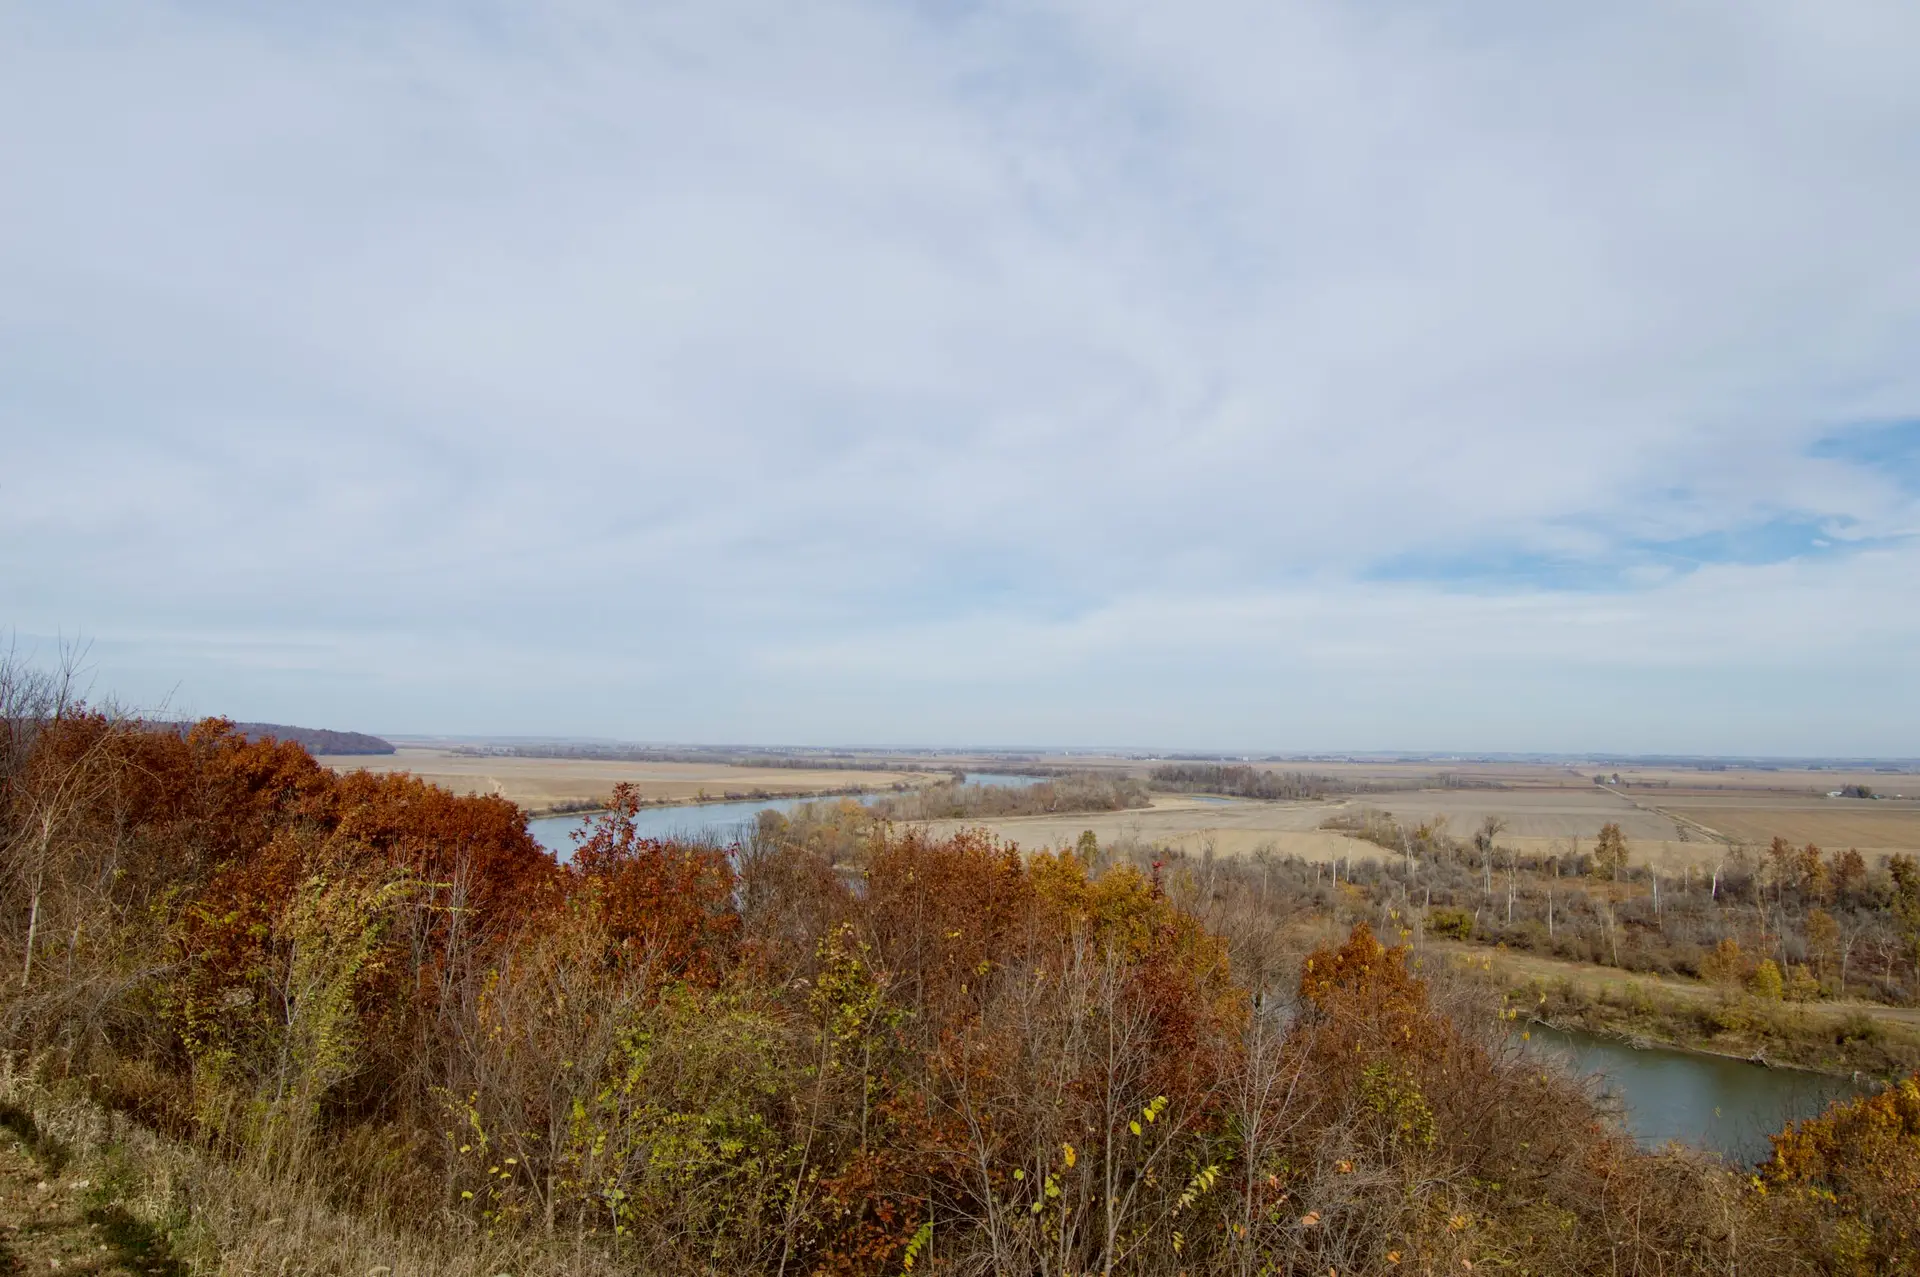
[[3, 1, 1918, 750]]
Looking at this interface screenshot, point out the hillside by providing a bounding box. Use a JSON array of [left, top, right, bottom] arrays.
[[230, 721, 395, 754]]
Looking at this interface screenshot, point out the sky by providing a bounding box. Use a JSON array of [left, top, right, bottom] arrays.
[[3, 1, 1918, 755]]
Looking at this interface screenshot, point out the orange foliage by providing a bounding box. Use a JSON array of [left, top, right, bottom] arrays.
[[860, 827, 1030, 1016], [1298, 922, 1446, 1061], [1763, 1073, 1920, 1266], [569, 783, 740, 984]]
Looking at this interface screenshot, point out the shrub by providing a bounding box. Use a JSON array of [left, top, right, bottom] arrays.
[[1764, 1074, 1920, 1268], [1836, 1011, 1885, 1046], [1700, 937, 1747, 988]]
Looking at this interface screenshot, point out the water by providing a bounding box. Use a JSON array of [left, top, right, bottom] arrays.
[[957, 772, 1055, 788], [527, 772, 1046, 859], [1527, 1023, 1868, 1164]]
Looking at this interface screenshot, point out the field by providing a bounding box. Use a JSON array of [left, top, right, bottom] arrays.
[[914, 787, 1678, 864], [1599, 765, 1919, 794], [1358, 787, 1673, 840], [318, 747, 937, 814], [918, 795, 1372, 861], [1660, 794, 1920, 856], [914, 768, 1920, 870]]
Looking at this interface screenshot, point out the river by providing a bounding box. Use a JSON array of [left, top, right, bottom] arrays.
[[1527, 1023, 1867, 1164], [526, 772, 1046, 859]]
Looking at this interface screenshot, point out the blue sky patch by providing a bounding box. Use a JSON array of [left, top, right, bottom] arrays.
[[1809, 419, 1920, 492], [1371, 514, 1904, 593]]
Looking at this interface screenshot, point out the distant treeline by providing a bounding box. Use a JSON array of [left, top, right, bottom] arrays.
[[1151, 764, 1507, 798], [863, 772, 1150, 821], [1148, 764, 1331, 800], [154, 720, 395, 755], [451, 743, 1068, 775], [238, 722, 395, 755]]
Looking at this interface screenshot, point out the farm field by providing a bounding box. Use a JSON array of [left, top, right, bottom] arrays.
[[912, 788, 1677, 865], [1356, 787, 1673, 841], [1039, 756, 1601, 789], [913, 794, 1364, 861], [1599, 765, 1919, 794], [1660, 795, 1920, 856], [318, 747, 938, 814], [914, 782, 1908, 873]]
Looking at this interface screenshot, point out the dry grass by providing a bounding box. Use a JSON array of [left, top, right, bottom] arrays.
[[0, 1059, 627, 1277]]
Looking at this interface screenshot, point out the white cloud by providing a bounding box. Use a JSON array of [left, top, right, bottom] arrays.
[[2, 1, 1917, 749]]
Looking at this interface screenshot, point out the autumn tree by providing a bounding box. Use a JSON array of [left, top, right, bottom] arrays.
[[1831, 847, 1869, 900], [569, 782, 740, 985], [1589, 822, 1629, 881], [1891, 854, 1920, 1005], [1805, 908, 1840, 990], [1796, 842, 1831, 902], [1700, 937, 1746, 989], [1767, 836, 1796, 901]]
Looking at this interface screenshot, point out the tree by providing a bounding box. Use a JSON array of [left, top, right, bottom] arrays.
[[1796, 842, 1830, 902], [1891, 854, 1920, 1005], [1473, 816, 1507, 894], [571, 783, 741, 984], [1074, 829, 1099, 865], [1749, 959, 1785, 1001], [1590, 822, 1629, 881], [1700, 937, 1745, 989], [1767, 836, 1796, 903], [1805, 908, 1840, 990], [1832, 847, 1869, 901]]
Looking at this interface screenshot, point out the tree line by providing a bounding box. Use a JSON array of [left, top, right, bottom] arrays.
[[1148, 764, 1331, 801], [862, 772, 1151, 821]]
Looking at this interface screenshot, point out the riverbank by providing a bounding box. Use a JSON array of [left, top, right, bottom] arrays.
[[1434, 942, 1920, 1079], [1527, 1012, 1890, 1083], [1529, 982, 1919, 1078]]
